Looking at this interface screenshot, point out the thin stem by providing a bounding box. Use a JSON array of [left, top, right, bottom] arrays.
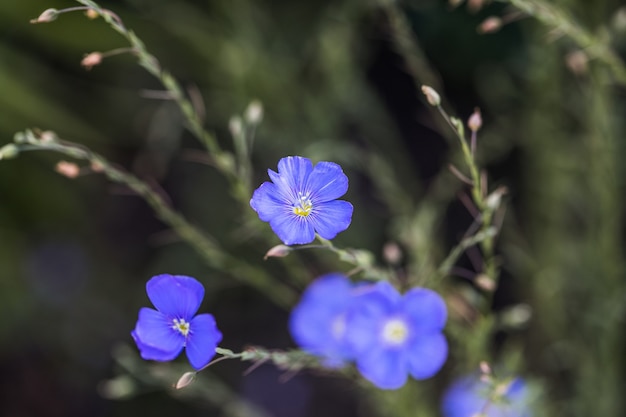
[[498, 0, 626, 85], [7, 130, 297, 308]]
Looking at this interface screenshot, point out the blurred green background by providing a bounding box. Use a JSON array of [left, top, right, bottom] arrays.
[[0, 0, 625, 416]]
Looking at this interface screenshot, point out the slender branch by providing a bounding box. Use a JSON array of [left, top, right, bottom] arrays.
[[5, 130, 297, 308], [498, 0, 626, 85]]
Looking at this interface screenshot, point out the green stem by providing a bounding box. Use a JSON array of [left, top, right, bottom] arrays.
[[499, 0, 626, 85], [8, 130, 297, 308]]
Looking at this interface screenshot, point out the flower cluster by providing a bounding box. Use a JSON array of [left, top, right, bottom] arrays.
[[290, 274, 448, 389], [442, 374, 532, 417], [131, 274, 222, 370], [250, 156, 353, 245]]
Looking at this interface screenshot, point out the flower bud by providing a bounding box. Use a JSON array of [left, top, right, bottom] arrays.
[[229, 116, 243, 137], [0, 144, 19, 160], [475, 274, 496, 292], [245, 100, 263, 124], [175, 371, 196, 389], [85, 9, 100, 19], [478, 17, 502, 34], [382, 242, 402, 265], [565, 50, 588, 76], [479, 361, 492, 375], [81, 52, 103, 70], [31, 8, 59, 24], [421, 85, 441, 106], [264, 244, 292, 260], [55, 161, 80, 178], [468, 108, 482, 132]]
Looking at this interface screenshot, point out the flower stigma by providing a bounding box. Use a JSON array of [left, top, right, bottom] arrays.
[[172, 318, 191, 337], [382, 319, 409, 345], [293, 192, 313, 217]]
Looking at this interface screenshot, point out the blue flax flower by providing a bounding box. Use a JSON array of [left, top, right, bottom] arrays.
[[289, 273, 356, 366], [442, 374, 532, 417], [131, 274, 223, 370], [250, 156, 353, 245], [346, 281, 448, 389]]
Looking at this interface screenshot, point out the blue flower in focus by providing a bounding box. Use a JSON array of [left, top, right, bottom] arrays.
[[289, 273, 355, 366], [131, 274, 223, 370], [250, 156, 353, 245], [442, 375, 532, 417], [346, 281, 448, 389]]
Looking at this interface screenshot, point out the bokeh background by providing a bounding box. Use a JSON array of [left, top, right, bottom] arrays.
[[0, 0, 625, 416]]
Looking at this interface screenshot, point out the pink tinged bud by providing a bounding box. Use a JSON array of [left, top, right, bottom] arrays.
[[479, 361, 492, 375], [467, 0, 485, 13], [264, 244, 293, 260], [175, 372, 196, 389], [85, 9, 99, 19], [55, 161, 81, 178], [421, 85, 441, 106], [565, 50, 589, 76], [81, 52, 103, 70], [382, 242, 403, 265], [475, 274, 496, 292], [90, 161, 105, 173], [478, 17, 502, 34], [468, 108, 482, 132], [31, 8, 59, 24]]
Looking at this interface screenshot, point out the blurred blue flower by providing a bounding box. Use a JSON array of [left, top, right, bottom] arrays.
[[131, 274, 223, 370], [346, 282, 448, 389], [250, 156, 353, 245], [442, 374, 532, 417], [289, 273, 356, 366]]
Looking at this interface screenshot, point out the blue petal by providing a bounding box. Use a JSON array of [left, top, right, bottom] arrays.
[[185, 314, 223, 370], [356, 347, 408, 390], [289, 274, 354, 362], [309, 200, 353, 240], [268, 213, 315, 245], [146, 274, 204, 318], [132, 330, 181, 362], [276, 156, 313, 193], [442, 375, 531, 417], [132, 307, 184, 361], [306, 161, 349, 202], [407, 332, 447, 379], [249, 182, 291, 221], [345, 282, 398, 354], [401, 288, 447, 332]]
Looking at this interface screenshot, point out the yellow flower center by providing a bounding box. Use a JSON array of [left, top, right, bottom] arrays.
[[293, 192, 313, 217], [172, 318, 190, 337], [382, 319, 409, 345]]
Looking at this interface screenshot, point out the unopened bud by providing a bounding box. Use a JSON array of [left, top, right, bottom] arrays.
[[468, 108, 482, 132], [479, 361, 492, 375], [264, 244, 292, 260], [478, 17, 502, 34], [475, 274, 496, 292], [81, 52, 103, 70], [467, 0, 485, 13], [565, 50, 588, 76], [486, 186, 507, 211], [382, 242, 402, 265], [31, 8, 59, 24], [0, 144, 20, 160], [500, 304, 532, 328], [244, 100, 263, 124], [449, 0, 464, 8], [229, 116, 243, 137], [175, 371, 196, 389], [39, 130, 57, 143], [90, 160, 105, 173], [421, 85, 441, 106], [85, 9, 100, 19], [55, 161, 80, 178]]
